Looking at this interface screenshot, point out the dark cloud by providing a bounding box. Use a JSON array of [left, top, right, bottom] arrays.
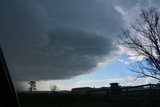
[[0, 0, 123, 81], [11, 29, 114, 80]]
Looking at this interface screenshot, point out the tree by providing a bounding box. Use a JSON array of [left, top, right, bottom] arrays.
[[50, 84, 58, 92], [120, 7, 160, 80], [28, 81, 36, 92]]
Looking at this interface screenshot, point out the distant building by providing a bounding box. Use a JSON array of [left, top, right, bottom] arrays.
[[110, 83, 119, 88], [110, 83, 122, 92], [72, 87, 92, 94], [87, 87, 109, 95], [71, 83, 160, 94]]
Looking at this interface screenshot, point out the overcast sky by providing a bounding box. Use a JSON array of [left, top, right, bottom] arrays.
[[0, 0, 160, 90]]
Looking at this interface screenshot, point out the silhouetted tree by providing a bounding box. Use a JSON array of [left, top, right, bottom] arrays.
[[120, 7, 160, 80], [28, 81, 36, 92], [50, 84, 58, 92]]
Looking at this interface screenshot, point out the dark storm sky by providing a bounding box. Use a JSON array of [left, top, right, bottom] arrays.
[[0, 0, 159, 81]]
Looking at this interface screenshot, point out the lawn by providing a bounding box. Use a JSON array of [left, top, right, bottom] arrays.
[[17, 92, 160, 107]]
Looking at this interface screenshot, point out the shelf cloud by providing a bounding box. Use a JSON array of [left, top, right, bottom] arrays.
[[1, 0, 157, 81]]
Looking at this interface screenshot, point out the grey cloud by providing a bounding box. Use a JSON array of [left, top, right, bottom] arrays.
[[115, 0, 160, 10], [38, 0, 123, 37], [0, 0, 122, 81], [11, 28, 114, 81]]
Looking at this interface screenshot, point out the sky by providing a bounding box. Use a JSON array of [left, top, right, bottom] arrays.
[[0, 0, 160, 91]]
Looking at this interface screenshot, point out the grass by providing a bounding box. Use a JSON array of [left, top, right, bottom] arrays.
[[17, 92, 160, 107]]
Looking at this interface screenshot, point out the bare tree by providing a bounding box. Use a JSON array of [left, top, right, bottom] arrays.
[[120, 7, 160, 80], [28, 81, 36, 92], [50, 84, 58, 92]]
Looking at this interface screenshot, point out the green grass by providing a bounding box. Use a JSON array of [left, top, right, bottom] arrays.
[[17, 92, 160, 107]]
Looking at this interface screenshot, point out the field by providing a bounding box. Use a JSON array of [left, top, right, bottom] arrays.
[[17, 91, 160, 107]]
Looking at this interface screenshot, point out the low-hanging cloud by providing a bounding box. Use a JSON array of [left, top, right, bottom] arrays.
[[0, 0, 123, 81], [10, 28, 116, 81]]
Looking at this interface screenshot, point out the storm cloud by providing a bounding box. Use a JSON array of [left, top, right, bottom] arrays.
[[0, 0, 124, 81]]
